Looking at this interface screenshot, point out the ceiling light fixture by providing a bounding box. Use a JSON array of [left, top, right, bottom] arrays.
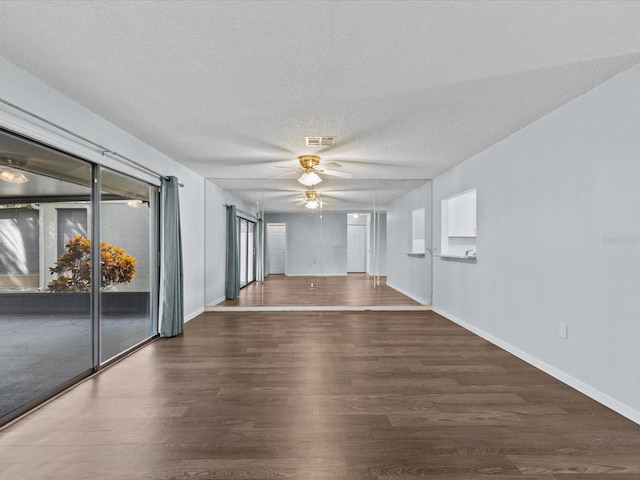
[[298, 171, 322, 187], [298, 155, 322, 186], [303, 190, 321, 209], [0, 168, 29, 184]]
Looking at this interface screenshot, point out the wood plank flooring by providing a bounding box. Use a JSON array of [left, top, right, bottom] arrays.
[[1, 310, 640, 479], [215, 274, 421, 307]]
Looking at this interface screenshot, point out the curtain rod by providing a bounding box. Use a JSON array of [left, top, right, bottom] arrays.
[[223, 204, 259, 221], [0, 97, 183, 187]]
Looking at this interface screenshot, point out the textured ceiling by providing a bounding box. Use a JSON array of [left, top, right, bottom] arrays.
[[1, 1, 640, 212]]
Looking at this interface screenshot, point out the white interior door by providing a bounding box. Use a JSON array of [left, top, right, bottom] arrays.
[[347, 225, 366, 272], [267, 224, 286, 274]]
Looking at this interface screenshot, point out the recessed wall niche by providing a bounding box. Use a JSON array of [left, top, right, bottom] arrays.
[[411, 207, 425, 254], [441, 188, 476, 258]]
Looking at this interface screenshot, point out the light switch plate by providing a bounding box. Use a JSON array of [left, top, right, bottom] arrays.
[[559, 322, 568, 339]]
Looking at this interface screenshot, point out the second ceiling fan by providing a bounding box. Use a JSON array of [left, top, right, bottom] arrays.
[[291, 190, 327, 210]]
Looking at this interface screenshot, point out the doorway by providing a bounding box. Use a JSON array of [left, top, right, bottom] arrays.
[[267, 223, 286, 275], [347, 224, 366, 272]]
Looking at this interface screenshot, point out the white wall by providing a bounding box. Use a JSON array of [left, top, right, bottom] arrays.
[[0, 57, 207, 321], [386, 182, 432, 304], [204, 180, 256, 306], [264, 212, 347, 276], [432, 63, 640, 424]]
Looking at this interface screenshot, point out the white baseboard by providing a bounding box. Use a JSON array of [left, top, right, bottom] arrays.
[[386, 281, 430, 305], [284, 273, 348, 277], [206, 296, 227, 308], [433, 307, 640, 426], [184, 307, 205, 324], [206, 305, 431, 312]]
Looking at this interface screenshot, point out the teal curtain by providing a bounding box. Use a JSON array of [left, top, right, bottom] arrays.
[[159, 176, 183, 337], [225, 205, 240, 299]]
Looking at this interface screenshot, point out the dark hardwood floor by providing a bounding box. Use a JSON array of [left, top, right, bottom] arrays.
[[1, 310, 640, 479], [214, 274, 423, 307]]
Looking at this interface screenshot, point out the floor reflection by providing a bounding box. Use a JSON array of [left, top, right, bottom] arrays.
[[213, 274, 423, 308]]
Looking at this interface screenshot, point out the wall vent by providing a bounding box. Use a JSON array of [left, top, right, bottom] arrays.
[[305, 136, 336, 147]]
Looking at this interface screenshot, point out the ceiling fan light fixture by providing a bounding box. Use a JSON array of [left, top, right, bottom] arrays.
[[298, 171, 322, 186], [303, 189, 320, 209], [0, 168, 29, 184]]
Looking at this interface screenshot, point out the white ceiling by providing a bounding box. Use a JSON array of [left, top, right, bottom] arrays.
[[1, 1, 640, 212]]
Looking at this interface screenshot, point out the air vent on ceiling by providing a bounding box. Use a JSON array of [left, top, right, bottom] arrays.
[[305, 136, 336, 147]]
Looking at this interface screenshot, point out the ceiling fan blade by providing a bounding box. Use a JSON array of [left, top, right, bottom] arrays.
[[322, 161, 344, 168], [319, 169, 354, 179], [268, 170, 298, 178]]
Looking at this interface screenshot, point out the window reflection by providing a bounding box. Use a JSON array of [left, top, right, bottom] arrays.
[[0, 136, 93, 424], [0, 209, 37, 279]]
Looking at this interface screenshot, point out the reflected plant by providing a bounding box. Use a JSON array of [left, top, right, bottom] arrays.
[[47, 235, 136, 292]]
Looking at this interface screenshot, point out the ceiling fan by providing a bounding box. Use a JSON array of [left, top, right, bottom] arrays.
[[276, 155, 354, 186], [289, 189, 328, 209]]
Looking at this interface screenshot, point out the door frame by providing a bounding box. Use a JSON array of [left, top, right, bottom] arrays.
[[266, 223, 287, 275], [347, 224, 367, 273]]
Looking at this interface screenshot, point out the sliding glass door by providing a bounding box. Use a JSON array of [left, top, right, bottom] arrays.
[[0, 133, 94, 423], [0, 129, 158, 426], [100, 169, 157, 363], [239, 217, 256, 288], [240, 219, 247, 287], [247, 221, 255, 283]]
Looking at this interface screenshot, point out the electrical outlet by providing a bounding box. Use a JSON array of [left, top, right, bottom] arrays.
[[559, 322, 568, 339]]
